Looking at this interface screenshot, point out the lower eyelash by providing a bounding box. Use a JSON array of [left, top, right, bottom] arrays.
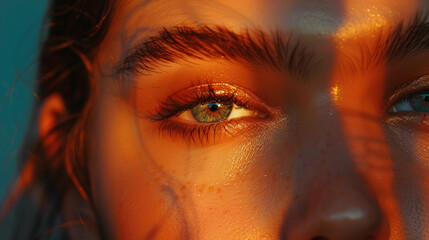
[[156, 118, 247, 145]]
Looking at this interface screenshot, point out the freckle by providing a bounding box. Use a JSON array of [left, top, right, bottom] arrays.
[[185, 181, 191, 187], [198, 184, 205, 194], [216, 188, 222, 194], [208, 186, 215, 192], [180, 185, 186, 191], [272, 174, 277, 183], [222, 210, 230, 214], [219, 195, 223, 199]]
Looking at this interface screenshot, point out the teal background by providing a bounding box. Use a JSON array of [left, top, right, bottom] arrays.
[[0, 0, 48, 200]]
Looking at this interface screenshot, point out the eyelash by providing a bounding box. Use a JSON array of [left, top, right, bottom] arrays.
[[148, 83, 268, 145], [387, 76, 429, 114], [150, 84, 246, 120], [156, 119, 245, 145]]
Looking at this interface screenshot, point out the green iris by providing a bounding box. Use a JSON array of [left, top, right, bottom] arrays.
[[191, 102, 233, 123], [410, 94, 429, 112]]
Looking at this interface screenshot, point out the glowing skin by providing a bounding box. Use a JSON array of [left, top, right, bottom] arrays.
[[82, 0, 429, 239]]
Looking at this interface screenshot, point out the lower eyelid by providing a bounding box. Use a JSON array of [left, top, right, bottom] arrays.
[[155, 115, 271, 145], [156, 119, 238, 145], [385, 113, 429, 131]]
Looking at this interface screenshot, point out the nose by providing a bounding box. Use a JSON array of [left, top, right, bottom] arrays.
[[279, 111, 388, 240], [282, 175, 385, 240]]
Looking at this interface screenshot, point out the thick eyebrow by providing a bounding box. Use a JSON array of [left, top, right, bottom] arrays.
[[117, 11, 429, 79], [117, 25, 317, 79], [343, 11, 429, 74]]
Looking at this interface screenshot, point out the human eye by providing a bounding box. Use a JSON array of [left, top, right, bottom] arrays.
[[388, 75, 429, 115], [389, 93, 429, 113], [178, 102, 256, 123], [148, 83, 272, 145]]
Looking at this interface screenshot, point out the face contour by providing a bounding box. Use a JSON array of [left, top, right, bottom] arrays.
[[87, 0, 429, 239]]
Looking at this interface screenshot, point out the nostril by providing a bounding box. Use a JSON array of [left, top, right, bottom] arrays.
[[310, 235, 374, 240], [311, 237, 329, 240]]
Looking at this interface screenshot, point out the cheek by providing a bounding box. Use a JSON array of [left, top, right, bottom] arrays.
[[88, 94, 295, 239], [394, 161, 429, 239], [384, 122, 429, 238], [89, 97, 183, 239]]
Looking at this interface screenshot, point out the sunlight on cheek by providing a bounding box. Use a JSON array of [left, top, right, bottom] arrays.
[[386, 118, 429, 169], [419, 131, 429, 237], [137, 120, 265, 185], [414, 124, 429, 168]]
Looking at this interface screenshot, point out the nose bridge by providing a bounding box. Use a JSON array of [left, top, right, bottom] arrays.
[[279, 107, 387, 240]]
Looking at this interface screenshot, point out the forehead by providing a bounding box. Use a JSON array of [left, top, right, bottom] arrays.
[[114, 0, 423, 41]]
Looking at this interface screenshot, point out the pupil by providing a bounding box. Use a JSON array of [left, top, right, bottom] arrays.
[[424, 95, 429, 101], [208, 103, 220, 111]]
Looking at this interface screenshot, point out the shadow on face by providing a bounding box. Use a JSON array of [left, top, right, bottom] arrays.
[[80, 0, 429, 239]]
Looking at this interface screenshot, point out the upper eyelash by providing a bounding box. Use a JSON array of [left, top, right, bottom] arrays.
[[387, 75, 429, 113], [148, 83, 249, 121]]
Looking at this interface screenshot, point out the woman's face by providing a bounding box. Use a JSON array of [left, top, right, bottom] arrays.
[[87, 0, 429, 239]]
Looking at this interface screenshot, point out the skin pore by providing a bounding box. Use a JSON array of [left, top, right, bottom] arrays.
[[51, 0, 429, 239]]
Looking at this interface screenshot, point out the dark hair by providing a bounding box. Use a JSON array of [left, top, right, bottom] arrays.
[[0, 0, 114, 239]]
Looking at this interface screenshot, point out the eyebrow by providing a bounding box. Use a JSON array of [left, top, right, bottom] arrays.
[[117, 11, 429, 79], [117, 25, 316, 79], [349, 11, 429, 74]]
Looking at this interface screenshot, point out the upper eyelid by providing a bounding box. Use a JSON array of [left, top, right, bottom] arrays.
[[386, 74, 429, 112], [148, 83, 273, 121]]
